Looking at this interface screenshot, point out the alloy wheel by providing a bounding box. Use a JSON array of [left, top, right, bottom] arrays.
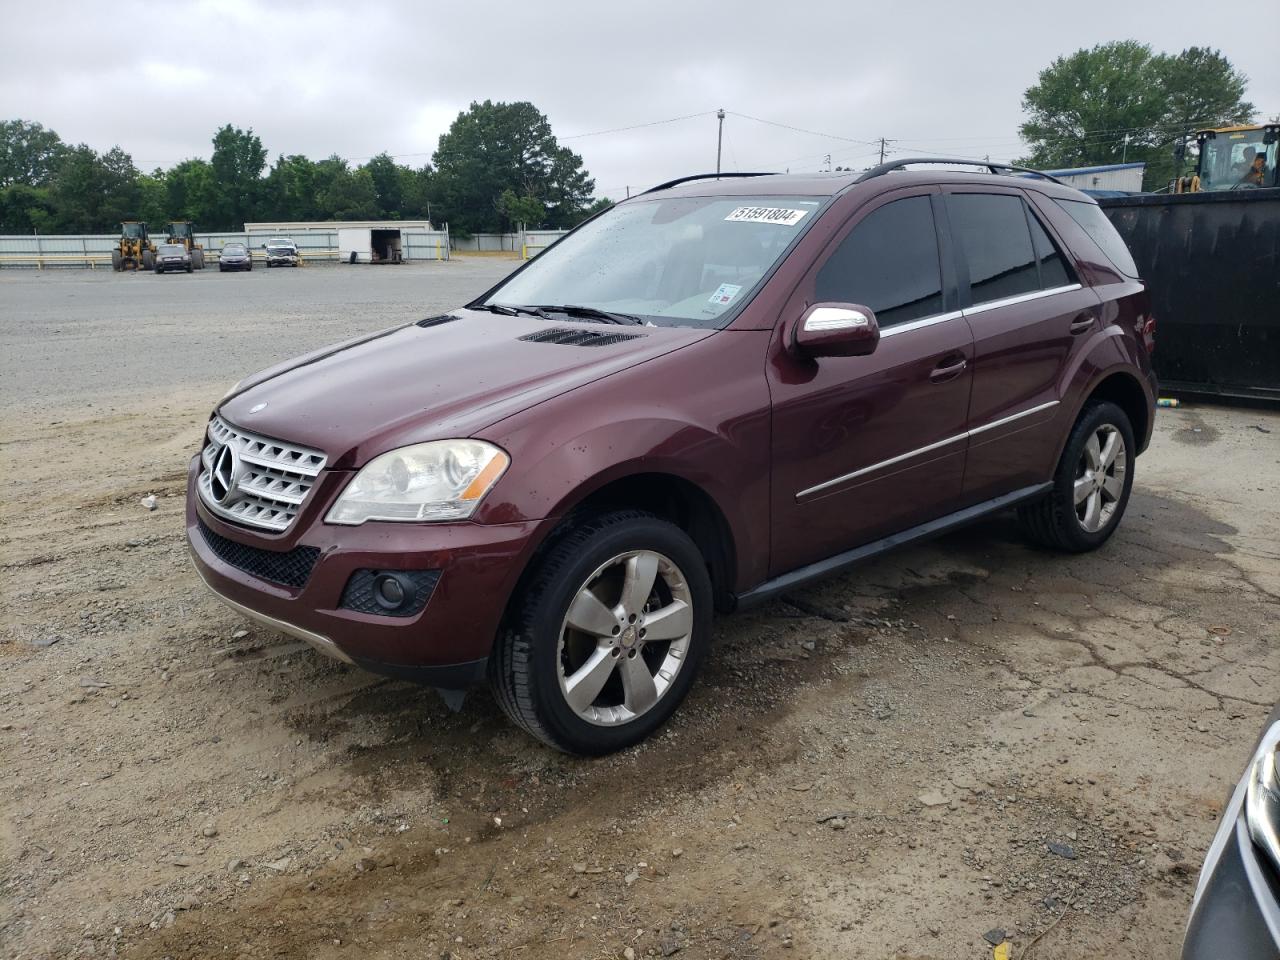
[[556, 550, 694, 726], [1074, 423, 1127, 533]]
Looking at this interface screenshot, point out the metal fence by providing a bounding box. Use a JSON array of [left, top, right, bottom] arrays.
[[449, 231, 568, 257], [0, 228, 452, 268]]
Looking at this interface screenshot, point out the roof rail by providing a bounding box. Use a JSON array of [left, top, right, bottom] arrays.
[[855, 158, 1066, 186], [642, 172, 778, 195]]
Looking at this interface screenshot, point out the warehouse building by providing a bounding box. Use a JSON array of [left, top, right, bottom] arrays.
[[1039, 162, 1147, 194], [240, 220, 448, 262]]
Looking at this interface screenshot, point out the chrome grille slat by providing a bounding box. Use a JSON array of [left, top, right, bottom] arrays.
[[197, 415, 327, 533]]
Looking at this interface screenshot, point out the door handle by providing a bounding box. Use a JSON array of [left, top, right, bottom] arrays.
[[1069, 313, 1095, 335], [929, 355, 968, 383]]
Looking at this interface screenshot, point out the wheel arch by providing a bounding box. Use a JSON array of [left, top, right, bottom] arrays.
[[510, 470, 740, 616], [1079, 369, 1153, 454]]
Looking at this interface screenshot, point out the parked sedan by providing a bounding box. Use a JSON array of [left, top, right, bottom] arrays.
[[219, 242, 253, 272], [154, 243, 192, 274], [1183, 704, 1280, 958]]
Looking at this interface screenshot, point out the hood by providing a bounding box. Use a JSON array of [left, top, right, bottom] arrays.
[[217, 309, 713, 470]]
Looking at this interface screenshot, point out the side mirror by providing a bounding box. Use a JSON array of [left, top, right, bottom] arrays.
[[793, 303, 880, 357]]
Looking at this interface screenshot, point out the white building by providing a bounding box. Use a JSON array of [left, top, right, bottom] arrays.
[[1040, 162, 1147, 194], [241, 220, 447, 262]]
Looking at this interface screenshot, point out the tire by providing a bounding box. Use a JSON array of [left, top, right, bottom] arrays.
[[142, 250, 155, 270], [192, 250, 205, 270], [186, 264, 193, 273], [219, 265, 226, 272], [111, 250, 122, 272], [491, 510, 712, 755], [1018, 400, 1136, 553]]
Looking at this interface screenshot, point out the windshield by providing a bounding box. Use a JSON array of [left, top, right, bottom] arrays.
[[169, 223, 191, 237], [122, 223, 144, 238], [483, 195, 826, 328], [223, 243, 245, 254], [159, 244, 185, 255], [1198, 132, 1278, 190]]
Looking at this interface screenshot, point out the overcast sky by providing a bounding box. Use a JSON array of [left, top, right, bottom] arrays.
[[3, 0, 1276, 199]]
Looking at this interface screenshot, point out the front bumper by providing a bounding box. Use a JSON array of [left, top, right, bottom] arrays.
[[185, 456, 547, 686], [1183, 758, 1280, 958]]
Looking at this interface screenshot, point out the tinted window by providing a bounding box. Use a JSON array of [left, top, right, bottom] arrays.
[[815, 195, 943, 327], [1054, 198, 1140, 278], [948, 193, 1039, 305], [1027, 211, 1073, 288]]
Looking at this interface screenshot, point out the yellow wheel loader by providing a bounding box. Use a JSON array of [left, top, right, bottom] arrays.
[[111, 221, 155, 271], [165, 221, 206, 269]]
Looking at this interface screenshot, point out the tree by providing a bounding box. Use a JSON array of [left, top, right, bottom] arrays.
[[497, 188, 545, 229], [209, 124, 267, 230], [262, 154, 319, 221], [316, 163, 379, 220], [363, 152, 405, 218], [1019, 42, 1255, 188], [0, 183, 55, 232], [0, 120, 67, 187], [432, 100, 595, 233], [47, 145, 140, 232], [166, 158, 219, 225]]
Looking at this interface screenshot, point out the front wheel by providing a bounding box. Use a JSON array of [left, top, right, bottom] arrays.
[[491, 511, 712, 755], [1018, 400, 1136, 552]]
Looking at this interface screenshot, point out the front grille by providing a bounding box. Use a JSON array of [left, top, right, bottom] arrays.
[[197, 415, 327, 532], [197, 517, 319, 589], [339, 569, 440, 617], [518, 327, 643, 347]]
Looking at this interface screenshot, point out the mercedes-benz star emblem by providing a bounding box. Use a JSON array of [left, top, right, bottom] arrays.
[[210, 444, 240, 503]]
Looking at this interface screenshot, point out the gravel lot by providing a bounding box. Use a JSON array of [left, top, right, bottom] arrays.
[[2, 263, 1278, 960]]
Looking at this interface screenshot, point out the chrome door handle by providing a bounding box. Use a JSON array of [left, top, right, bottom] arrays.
[[930, 356, 968, 383], [1069, 313, 1095, 335]]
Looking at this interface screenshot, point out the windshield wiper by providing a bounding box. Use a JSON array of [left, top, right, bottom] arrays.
[[530, 304, 645, 326]]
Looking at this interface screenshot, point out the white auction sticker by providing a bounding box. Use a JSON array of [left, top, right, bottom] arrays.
[[708, 283, 743, 306], [724, 206, 808, 226]]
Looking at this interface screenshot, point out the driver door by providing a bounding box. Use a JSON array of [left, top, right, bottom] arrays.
[[766, 187, 973, 576]]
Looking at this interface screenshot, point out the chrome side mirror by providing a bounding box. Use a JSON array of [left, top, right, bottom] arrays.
[[793, 303, 880, 357]]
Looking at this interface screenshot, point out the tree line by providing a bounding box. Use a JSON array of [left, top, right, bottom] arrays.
[[0, 101, 612, 237]]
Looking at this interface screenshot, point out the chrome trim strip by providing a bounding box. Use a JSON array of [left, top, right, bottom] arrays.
[[879, 309, 963, 339], [962, 283, 1082, 317], [188, 553, 354, 665], [796, 400, 1061, 500], [966, 400, 1060, 438], [797, 432, 967, 499]]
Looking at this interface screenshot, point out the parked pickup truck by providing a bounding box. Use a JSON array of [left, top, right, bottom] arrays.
[[188, 160, 1157, 755]]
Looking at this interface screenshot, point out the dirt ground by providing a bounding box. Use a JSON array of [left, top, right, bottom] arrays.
[[2, 265, 1278, 960]]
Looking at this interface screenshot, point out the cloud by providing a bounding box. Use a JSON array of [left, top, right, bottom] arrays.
[[2, 0, 1275, 195]]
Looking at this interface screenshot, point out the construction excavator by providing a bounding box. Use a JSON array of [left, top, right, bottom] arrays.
[[165, 221, 206, 269], [1173, 122, 1279, 193], [111, 221, 155, 271]]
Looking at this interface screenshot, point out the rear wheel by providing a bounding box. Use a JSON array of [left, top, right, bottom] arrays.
[[192, 249, 205, 270], [142, 250, 155, 270], [491, 511, 712, 755], [1018, 401, 1135, 552], [111, 250, 122, 272]]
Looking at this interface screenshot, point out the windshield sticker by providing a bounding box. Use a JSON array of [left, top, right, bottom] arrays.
[[724, 206, 808, 226], [708, 283, 743, 306]]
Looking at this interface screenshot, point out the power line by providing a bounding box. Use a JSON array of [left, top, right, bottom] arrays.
[[727, 111, 879, 146], [560, 111, 717, 140]]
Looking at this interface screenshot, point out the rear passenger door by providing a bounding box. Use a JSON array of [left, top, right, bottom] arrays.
[[944, 187, 1099, 505]]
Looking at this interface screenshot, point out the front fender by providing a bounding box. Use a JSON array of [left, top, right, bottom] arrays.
[[473, 331, 774, 590]]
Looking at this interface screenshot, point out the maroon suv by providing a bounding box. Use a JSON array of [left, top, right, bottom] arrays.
[[187, 160, 1157, 754]]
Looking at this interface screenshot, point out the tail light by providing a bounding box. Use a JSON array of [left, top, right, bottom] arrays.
[[1140, 314, 1156, 353]]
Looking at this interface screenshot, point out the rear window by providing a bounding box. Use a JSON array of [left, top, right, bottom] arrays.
[[1054, 198, 1139, 279]]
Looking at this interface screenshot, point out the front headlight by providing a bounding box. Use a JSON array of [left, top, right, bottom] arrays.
[[326, 440, 509, 525], [1245, 720, 1280, 872]]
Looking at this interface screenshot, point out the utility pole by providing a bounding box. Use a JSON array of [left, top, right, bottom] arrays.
[[625, 186, 630, 199], [878, 137, 888, 164], [1122, 134, 1129, 163], [716, 109, 726, 176]]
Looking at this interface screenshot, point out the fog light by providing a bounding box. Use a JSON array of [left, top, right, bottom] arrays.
[[374, 574, 407, 610]]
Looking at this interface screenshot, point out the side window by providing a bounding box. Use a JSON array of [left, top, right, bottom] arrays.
[[947, 193, 1039, 305], [814, 195, 943, 328], [1054, 198, 1140, 278], [1026, 209, 1074, 289]]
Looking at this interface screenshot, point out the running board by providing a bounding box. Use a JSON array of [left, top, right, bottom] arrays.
[[732, 482, 1052, 611]]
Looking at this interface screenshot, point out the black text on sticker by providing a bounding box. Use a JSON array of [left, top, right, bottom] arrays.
[[724, 207, 808, 226]]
